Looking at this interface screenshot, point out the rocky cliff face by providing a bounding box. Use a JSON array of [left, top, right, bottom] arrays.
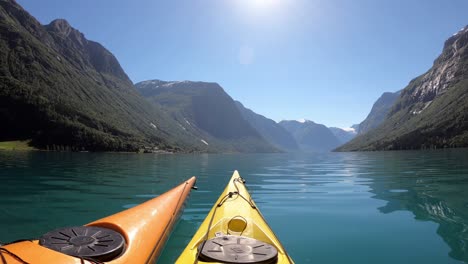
[[407, 26, 468, 105], [338, 26, 468, 151], [45, 19, 131, 82]]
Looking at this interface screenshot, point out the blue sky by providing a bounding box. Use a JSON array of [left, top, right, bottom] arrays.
[[18, 0, 468, 128]]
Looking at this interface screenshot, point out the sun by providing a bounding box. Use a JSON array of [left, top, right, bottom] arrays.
[[247, 0, 279, 10], [252, 0, 271, 7], [233, 0, 285, 21]]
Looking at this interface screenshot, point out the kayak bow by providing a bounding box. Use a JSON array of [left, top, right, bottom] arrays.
[[0, 176, 196, 264], [176, 171, 294, 264]]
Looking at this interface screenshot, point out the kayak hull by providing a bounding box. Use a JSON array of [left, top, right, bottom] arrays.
[[176, 171, 294, 263], [1, 177, 196, 264]]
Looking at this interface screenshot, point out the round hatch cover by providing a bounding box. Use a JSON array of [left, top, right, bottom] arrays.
[[39, 226, 125, 261], [198, 235, 278, 264]]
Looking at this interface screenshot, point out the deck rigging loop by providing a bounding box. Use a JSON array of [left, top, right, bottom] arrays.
[[0, 247, 30, 264], [0, 239, 36, 264], [232, 177, 256, 209]]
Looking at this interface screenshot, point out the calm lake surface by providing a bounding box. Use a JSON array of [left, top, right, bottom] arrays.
[[1, 150, 468, 263]]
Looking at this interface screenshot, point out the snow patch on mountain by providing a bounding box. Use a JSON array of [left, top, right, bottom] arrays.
[[297, 118, 311, 123], [341, 127, 357, 133]]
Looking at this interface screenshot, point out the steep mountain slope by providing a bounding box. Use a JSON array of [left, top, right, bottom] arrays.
[[329, 127, 357, 144], [235, 101, 299, 151], [279, 120, 341, 152], [357, 91, 401, 134], [338, 26, 468, 151], [135, 80, 277, 153], [0, 0, 207, 152]]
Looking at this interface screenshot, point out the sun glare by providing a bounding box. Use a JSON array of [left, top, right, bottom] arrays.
[[245, 0, 281, 11], [252, 0, 271, 8], [249, 0, 279, 9]]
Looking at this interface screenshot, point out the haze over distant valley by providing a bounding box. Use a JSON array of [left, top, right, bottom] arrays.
[[1, 0, 468, 153]]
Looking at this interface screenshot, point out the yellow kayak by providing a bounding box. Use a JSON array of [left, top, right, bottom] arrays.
[[177, 171, 294, 264], [0, 177, 196, 264]]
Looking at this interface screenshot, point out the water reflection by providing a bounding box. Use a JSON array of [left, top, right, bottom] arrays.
[[1, 150, 468, 263], [363, 150, 468, 262]]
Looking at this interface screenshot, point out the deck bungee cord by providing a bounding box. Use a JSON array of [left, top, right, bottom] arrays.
[[1, 247, 30, 264]]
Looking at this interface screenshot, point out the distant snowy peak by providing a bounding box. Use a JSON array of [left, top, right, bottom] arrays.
[[340, 127, 357, 133], [280, 119, 322, 127], [136, 79, 168, 89], [296, 118, 314, 124], [135, 79, 222, 91], [279, 119, 315, 125], [159, 81, 190, 89], [136, 79, 195, 90], [453, 25, 468, 36], [328, 127, 357, 144], [445, 25, 468, 51]]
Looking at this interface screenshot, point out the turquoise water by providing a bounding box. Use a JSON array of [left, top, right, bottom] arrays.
[[1, 150, 468, 263]]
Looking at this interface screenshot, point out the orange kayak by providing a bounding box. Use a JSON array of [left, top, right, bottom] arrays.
[[0, 177, 196, 264]]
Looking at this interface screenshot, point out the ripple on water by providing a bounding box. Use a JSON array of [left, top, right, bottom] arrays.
[[389, 189, 409, 193], [135, 194, 159, 198], [122, 204, 138, 209], [41, 180, 82, 187]]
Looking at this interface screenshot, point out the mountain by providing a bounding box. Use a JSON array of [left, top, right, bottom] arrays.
[[135, 80, 277, 153], [357, 91, 401, 134], [0, 0, 207, 152], [329, 127, 357, 144], [338, 26, 468, 151], [279, 120, 341, 152], [351, 124, 360, 132], [235, 101, 299, 151]]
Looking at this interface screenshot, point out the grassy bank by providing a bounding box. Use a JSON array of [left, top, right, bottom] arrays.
[[0, 140, 37, 151]]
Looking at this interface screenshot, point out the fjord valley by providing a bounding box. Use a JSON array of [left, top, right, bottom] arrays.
[[135, 80, 276, 153], [0, 0, 351, 153], [2, 0, 468, 263], [2, 0, 467, 153], [0, 0, 275, 153], [0, 0, 298, 154], [279, 120, 342, 152], [235, 101, 299, 152]]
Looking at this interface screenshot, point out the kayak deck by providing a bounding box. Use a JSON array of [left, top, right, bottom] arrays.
[[176, 171, 294, 263], [1, 177, 196, 264]]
